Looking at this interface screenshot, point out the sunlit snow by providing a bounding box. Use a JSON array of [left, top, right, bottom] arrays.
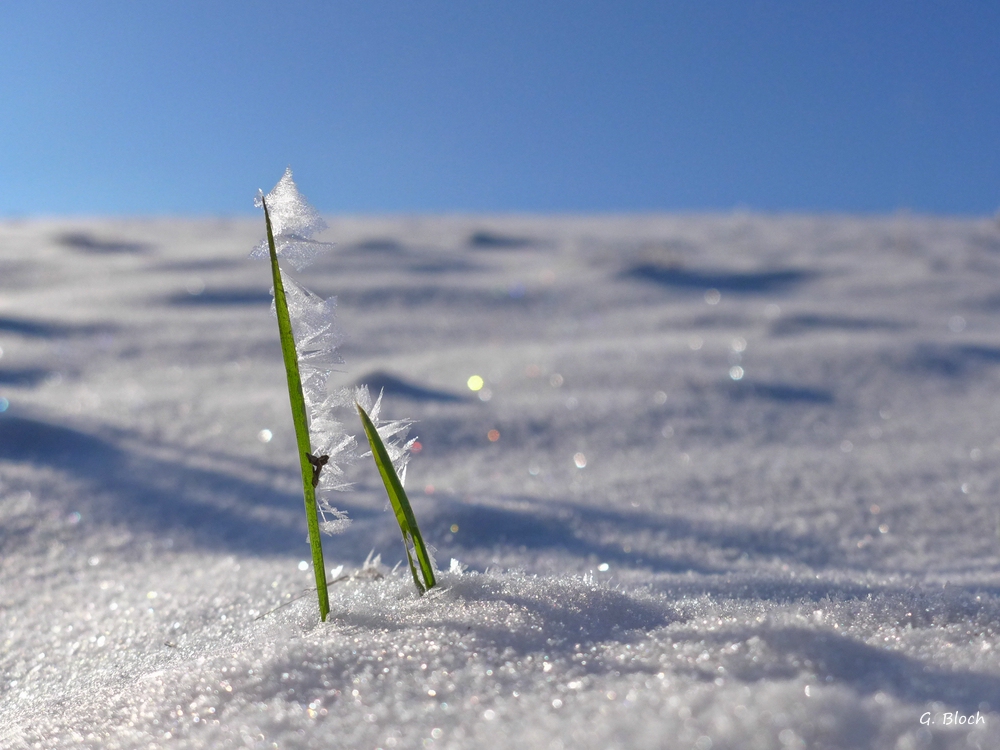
[[3, 211, 1000, 748]]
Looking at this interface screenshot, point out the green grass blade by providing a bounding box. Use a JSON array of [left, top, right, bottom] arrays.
[[262, 197, 330, 621], [356, 402, 437, 594]]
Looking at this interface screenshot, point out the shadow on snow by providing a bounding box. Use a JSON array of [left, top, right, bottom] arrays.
[[56, 232, 151, 254], [0, 413, 377, 558], [769, 314, 912, 336], [907, 343, 1000, 379], [673, 624, 1000, 715], [0, 368, 51, 386], [422, 495, 845, 574], [0, 315, 111, 338], [166, 289, 274, 306], [353, 370, 466, 403], [622, 264, 814, 294], [1, 412, 848, 576]]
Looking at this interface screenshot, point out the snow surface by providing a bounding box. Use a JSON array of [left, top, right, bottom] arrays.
[[3, 212, 1000, 749]]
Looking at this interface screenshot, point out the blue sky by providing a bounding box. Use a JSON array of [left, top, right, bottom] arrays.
[[2, 2, 998, 215]]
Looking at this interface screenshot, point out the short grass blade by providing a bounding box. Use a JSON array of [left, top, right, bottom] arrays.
[[263, 196, 330, 621], [356, 402, 437, 594]]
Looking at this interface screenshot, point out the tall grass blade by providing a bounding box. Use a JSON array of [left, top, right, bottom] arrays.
[[356, 402, 437, 594], [262, 196, 330, 621]]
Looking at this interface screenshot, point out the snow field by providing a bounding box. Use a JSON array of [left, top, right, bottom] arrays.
[[2, 212, 1000, 748]]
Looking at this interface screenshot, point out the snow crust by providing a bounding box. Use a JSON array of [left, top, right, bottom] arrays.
[[3, 212, 1000, 748]]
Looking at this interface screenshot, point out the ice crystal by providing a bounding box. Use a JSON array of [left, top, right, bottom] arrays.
[[251, 167, 335, 270], [274, 272, 346, 408], [292, 285, 355, 533], [357, 550, 388, 579], [355, 385, 417, 487], [253, 168, 425, 538], [271, 268, 357, 515], [255, 169, 356, 534]]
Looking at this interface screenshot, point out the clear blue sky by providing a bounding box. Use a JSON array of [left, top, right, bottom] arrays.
[[2, 2, 998, 215]]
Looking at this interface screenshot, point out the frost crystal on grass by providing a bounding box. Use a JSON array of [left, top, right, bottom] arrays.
[[290, 284, 356, 534], [255, 169, 356, 535], [355, 385, 417, 487], [274, 273, 346, 407], [251, 167, 335, 270], [254, 169, 428, 545]]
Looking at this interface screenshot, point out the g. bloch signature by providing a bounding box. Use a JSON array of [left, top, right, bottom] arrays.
[[920, 711, 985, 726]]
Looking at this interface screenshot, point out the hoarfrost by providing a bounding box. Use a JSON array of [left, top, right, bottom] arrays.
[[316, 503, 351, 535], [252, 168, 425, 540], [254, 169, 356, 534], [355, 384, 417, 487], [313, 412, 355, 534], [274, 272, 344, 360], [251, 167, 335, 270]]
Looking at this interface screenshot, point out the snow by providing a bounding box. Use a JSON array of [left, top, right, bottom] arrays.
[[3, 211, 1000, 748]]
